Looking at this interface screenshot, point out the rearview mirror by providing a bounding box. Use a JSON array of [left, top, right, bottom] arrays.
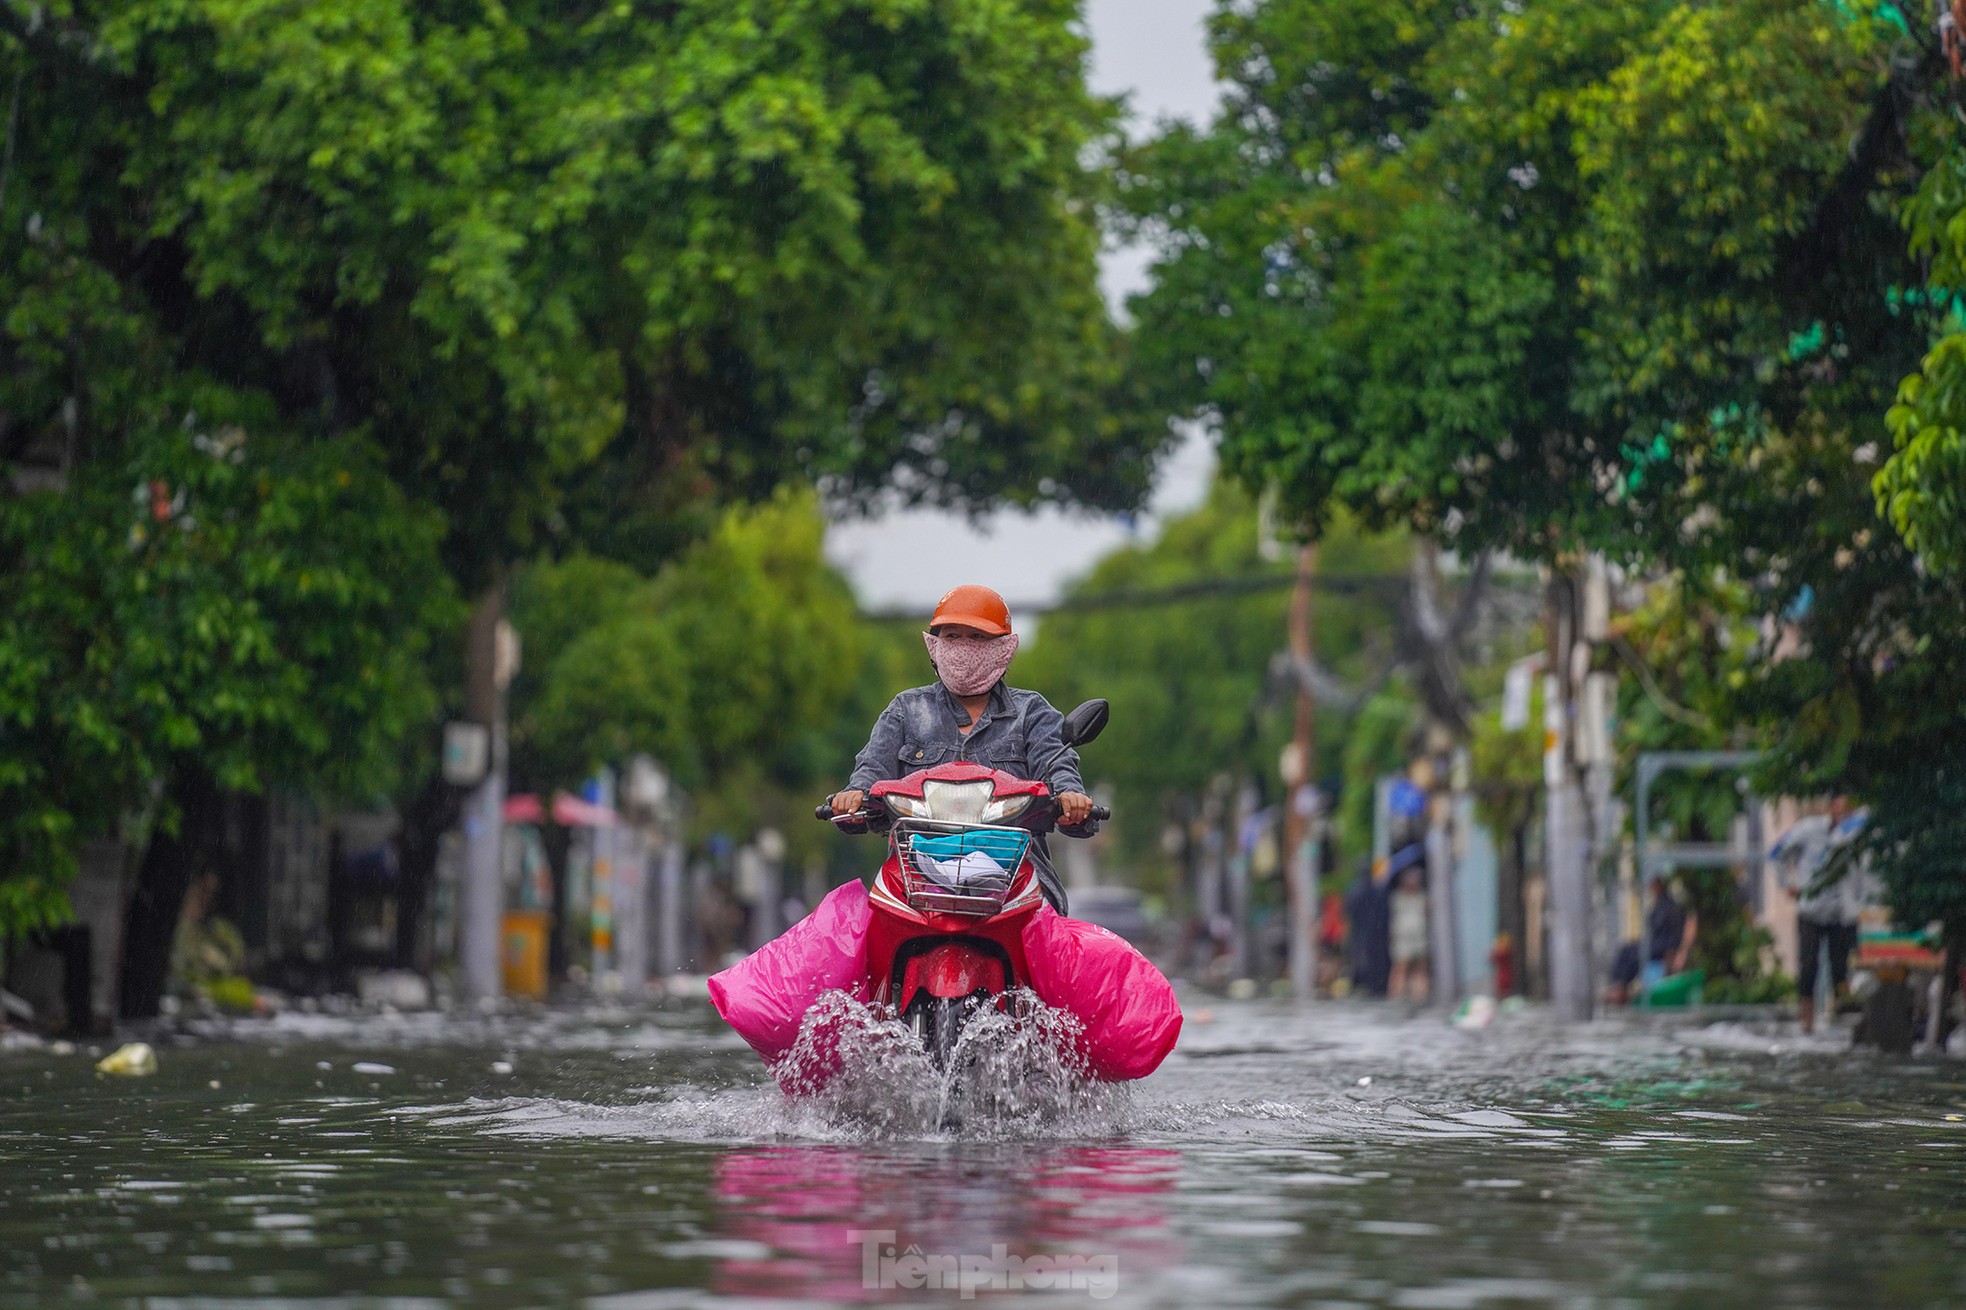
[[1060, 699, 1110, 749]]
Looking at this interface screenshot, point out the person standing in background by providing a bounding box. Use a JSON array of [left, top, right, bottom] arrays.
[[1346, 855, 1393, 997], [1388, 865, 1430, 1002], [1773, 797, 1870, 1034]]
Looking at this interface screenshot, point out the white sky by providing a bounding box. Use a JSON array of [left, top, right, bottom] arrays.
[[823, 0, 1223, 613]]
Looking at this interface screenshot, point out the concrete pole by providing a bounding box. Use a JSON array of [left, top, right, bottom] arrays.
[[1227, 847, 1251, 982], [1285, 544, 1320, 1001], [459, 587, 509, 1005], [1545, 778, 1593, 1020], [750, 829, 785, 950], [614, 826, 647, 997], [688, 856, 712, 971], [1197, 820, 1224, 923], [655, 837, 685, 978], [1544, 569, 1594, 1022], [1426, 813, 1458, 1004], [1228, 781, 1259, 981], [1287, 816, 1320, 1001], [1193, 816, 1225, 975]]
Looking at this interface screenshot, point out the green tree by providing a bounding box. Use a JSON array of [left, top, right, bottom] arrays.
[[1125, 0, 1966, 946], [508, 492, 907, 885], [3, 0, 1160, 579], [1016, 481, 1409, 889], [1116, 0, 1658, 553], [512, 491, 862, 793], [1582, 7, 1966, 952], [0, 400, 454, 963], [2, 0, 1168, 985], [1851, 19, 1966, 577]]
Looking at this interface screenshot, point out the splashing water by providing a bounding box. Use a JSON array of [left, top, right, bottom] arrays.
[[768, 989, 1128, 1140]]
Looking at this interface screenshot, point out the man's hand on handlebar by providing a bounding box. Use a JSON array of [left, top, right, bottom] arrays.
[[830, 788, 866, 816], [1056, 791, 1095, 826]]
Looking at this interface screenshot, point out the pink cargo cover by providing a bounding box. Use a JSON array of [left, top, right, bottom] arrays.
[[708, 880, 873, 1066], [709, 883, 1182, 1084], [1021, 906, 1182, 1081]]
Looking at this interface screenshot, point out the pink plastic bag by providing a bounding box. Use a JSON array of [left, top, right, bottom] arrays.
[[709, 884, 1181, 1086], [708, 880, 872, 1066], [1022, 907, 1183, 1080]]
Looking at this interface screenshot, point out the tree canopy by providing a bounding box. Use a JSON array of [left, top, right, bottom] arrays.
[[1017, 481, 1410, 881], [0, 407, 453, 935], [511, 491, 862, 795], [0, 0, 1168, 937], [4, 0, 1164, 568], [1121, 0, 1966, 933]]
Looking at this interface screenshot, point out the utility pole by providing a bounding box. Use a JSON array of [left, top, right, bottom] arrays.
[[1283, 543, 1321, 1000], [1425, 771, 1460, 1004], [459, 587, 515, 1005], [1543, 564, 1595, 1021], [1228, 780, 1258, 983], [655, 798, 687, 979]]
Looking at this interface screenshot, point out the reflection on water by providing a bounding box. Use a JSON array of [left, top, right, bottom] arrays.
[[1, 999, 1963, 1308], [709, 1145, 1180, 1299]]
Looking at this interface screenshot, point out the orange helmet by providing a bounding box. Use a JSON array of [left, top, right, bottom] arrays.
[[929, 584, 1012, 636]]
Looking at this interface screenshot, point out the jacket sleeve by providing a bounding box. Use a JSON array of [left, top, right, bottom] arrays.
[[1025, 695, 1085, 796], [847, 696, 906, 791]]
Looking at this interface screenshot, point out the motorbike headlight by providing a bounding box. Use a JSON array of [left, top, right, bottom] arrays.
[[920, 779, 994, 824], [981, 794, 1034, 824], [881, 793, 933, 820]]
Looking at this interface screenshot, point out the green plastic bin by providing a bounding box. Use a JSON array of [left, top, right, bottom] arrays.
[[1638, 968, 1706, 1008]]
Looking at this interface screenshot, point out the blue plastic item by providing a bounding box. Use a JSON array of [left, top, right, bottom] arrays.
[[910, 830, 1028, 868]]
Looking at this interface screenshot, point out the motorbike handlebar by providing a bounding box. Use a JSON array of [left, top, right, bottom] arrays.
[[815, 794, 888, 825], [813, 794, 1109, 826]]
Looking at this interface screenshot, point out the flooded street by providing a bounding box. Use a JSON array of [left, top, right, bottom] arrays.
[[3, 997, 1963, 1308]]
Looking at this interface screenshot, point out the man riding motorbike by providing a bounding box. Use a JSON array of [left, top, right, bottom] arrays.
[[828, 584, 1095, 913], [711, 582, 1181, 1090]]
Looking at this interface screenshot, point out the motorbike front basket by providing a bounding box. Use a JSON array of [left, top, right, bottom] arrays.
[[892, 821, 1032, 917]]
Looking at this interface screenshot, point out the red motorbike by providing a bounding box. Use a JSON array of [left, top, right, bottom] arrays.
[[813, 700, 1110, 1067]]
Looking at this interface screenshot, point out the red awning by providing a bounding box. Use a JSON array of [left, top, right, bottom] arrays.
[[502, 793, 545, 825], [552, 791, 620, 828]]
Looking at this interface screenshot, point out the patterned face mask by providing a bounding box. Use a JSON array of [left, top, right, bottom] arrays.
[[924, 631, 1019, 696]]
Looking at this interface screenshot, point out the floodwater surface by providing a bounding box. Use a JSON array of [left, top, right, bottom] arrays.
[[2, 997, 1963, 1308]]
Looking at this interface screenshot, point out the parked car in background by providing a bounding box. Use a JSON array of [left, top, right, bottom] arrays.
[[1069, 885, 1153, 948]]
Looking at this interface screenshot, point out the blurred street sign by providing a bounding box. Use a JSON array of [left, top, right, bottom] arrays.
[[626, 755, 670, 812], [442, 721, 489, 786], [1576, 671, 1615, 766], [1501, 659, 1534, 731]]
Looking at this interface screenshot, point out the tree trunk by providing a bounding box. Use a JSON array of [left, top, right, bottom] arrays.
[[118, 769, 217, 1019]]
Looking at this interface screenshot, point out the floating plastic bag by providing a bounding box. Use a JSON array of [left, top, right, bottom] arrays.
[[1021, 908, 1182, 1081], [709, 880, 873, 1068], [96, 1042, 157, 1076]]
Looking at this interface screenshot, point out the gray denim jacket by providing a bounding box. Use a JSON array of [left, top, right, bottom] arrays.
[[847, 681, 1086, 911], [848, 682, 1085, 795]]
